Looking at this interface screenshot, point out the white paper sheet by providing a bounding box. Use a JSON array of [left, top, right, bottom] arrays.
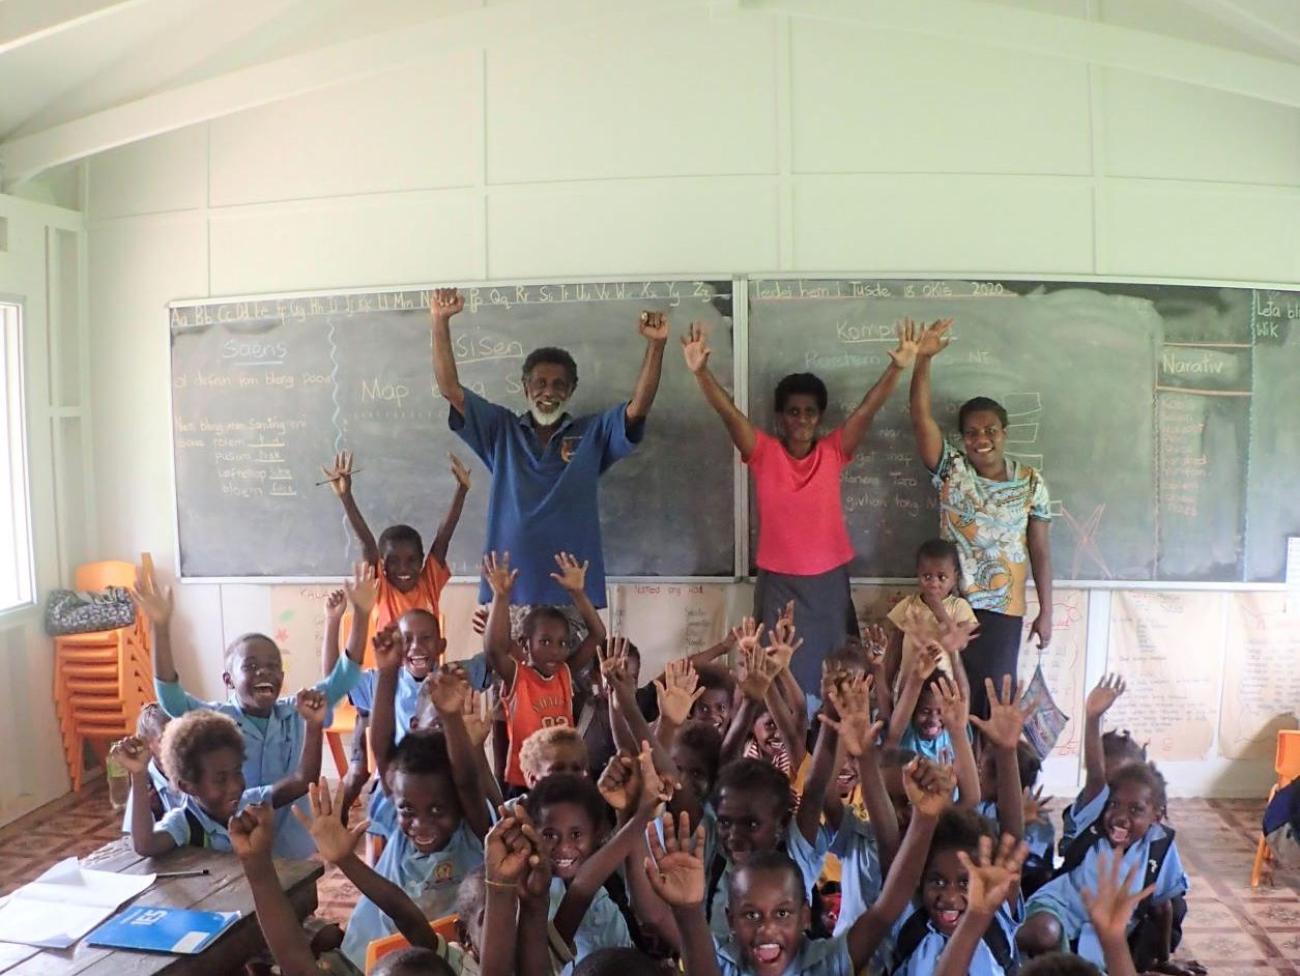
[[0, 857, 155, 949]]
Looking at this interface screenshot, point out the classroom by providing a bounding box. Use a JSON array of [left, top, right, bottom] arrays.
[[0, 1, 1297, 974]]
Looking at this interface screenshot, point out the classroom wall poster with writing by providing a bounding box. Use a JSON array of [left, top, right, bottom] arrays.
[[1106, 591, 1225, 762], [607, 583, 736, 684], [1217, 592, 1300, 761], [1019, 589, 1088, 758]]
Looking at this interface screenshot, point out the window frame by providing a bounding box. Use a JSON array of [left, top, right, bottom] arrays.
[[0, 296, 36, 620]]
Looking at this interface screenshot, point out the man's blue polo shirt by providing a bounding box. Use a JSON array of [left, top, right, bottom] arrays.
[[450, 389, 644, 607]]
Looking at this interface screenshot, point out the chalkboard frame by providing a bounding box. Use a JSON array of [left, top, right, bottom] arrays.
[[166, 274, 748, 586], [166, 271, 1298, 589]]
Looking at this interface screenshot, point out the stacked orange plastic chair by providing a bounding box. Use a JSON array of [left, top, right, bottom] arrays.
[[1251, 729, 1300, 887], [364, 914, 460, 972], [52, 559, 154, 791]]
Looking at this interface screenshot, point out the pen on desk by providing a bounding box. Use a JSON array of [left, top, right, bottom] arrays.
[[155, 869, 210, 879], [314, 470, 362, 487]]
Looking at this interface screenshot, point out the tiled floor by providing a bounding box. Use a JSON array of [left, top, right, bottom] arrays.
[[1, 786, 1297, 972]]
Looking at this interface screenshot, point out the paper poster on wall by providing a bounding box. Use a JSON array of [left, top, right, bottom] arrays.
[[268, 584, 337, 695], [1018, 589, 1088, 758], [1218, 592, 1300, 760], [1106, 591, 1224, 761], [608, 583, 732, 680], [850, 585, 913, 634]]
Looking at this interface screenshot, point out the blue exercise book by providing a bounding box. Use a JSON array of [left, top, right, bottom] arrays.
[[87, 905, 240, 954]]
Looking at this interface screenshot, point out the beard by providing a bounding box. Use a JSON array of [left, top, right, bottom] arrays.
[[530, 402, 565, 426]]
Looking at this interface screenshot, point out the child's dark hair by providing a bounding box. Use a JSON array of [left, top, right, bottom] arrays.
[[377, 523, 424, 554], [958, 396, 1009, 431], [1101, 729, 1147, 765], [1016, 740, 1042, 789], [916, 538, 961, 574], [161, 710, 245, 789], [696, 665, 735, 694], [927, 808, 995, 865], [1020, 953, 1101, 976], [824, 643, 867, 674], [525, 773, 609, 835], [1109, 761, 1167, 813], [371, 947, 456, 976], [572, 948, 663, 976], [774, 372, 828, 414], [676, 720, 723, 783], [390, 728, 453, 778], [520, 605, 572, 642], [222, 632, 280, 672], [729, 849, 805, 903], [523, 346, 578, 387], [713, 758, 793, 820], [136, 702, 169, 742], [398, 607, 440, 634]]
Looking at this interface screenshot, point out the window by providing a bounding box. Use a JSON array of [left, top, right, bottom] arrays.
[[0, 301, 33, 614]]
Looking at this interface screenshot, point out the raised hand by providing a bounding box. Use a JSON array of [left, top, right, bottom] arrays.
[[471, 605, 489, 636], [888, 318, 921, 370], [229, 803, 276, 862], [319, 450, 354, 498], [427, 664, 470, 715], [371, 625, 404, 671], [935, 675, 969, 732], [821, 676, 882, 759], [903, 758, 955, 818], [1086, 673, 1126, 720], [111, 736, 151, 775], [644, 812, 707, 909], [1082, 846, 1156, 945], [738, 644, 778, 703], [915, 317, 954, 358], [295, 688, 328, 726], [639, 311, 670, 343], [598, 751, 640, 813], [431, 287, 464, 322], [1023, 786, 1053, 827], [956, 833, 1030, 916], [292, 779, 369, 864], [914, 641, 944, 682], [937, 617, 979, 656], [765, 625, 804, 675], [680, 322, 711, 374], [482, 551, 518, 598], [324, 589, 346, 623], [636, 741, 673, 816], [971, 676, 1033, 750], [863, 623, 888, 670], [512, 806, 551, 901], [486, 811, 536, 887], [599, 637, 635, 695], [654, 659, 705, 727], [549, 551, 589, 594], [449, 452, 471, 492], [777, 599, 795, 634], [343, 560, 378, 615], [730, 617, 766, 657], [461, 688, 492, 750], [130, 563, 173, 626]]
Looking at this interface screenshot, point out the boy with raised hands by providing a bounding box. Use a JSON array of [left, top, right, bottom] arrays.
[[640, 758, 954, 976]]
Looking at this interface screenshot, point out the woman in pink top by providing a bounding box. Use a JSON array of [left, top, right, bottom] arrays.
[[681, 321, 922, 692]]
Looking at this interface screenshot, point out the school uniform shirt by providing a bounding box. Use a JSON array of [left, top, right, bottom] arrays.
[[548, 874, 632, 973], [829, 809, 883, 936], [886, 594, 978, 686], [347, 666, 424, 738], [898, 725, 956, 766], [157, 786, 275, 852], [1060, 786, 1108, 854], [374, 552, 452, 635], [154, 654, 360, 858], [340, 821, 485, 969], [888, 902, 1020, 976], [747, 428, 856, 577], [702, 815, 830, 943], [120, 758, 184, 832], [715, 932, 854, 976], [451, 389, 643, 608], [1026, 822, 1187, 967], [932, 442, 1051, 617], [504, 661, 574, 787], [974, 799, 1056, 862]]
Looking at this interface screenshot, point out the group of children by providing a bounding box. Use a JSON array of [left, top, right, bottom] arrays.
[[106, 454, 1205, 976]]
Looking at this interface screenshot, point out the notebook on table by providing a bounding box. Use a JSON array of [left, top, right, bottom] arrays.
[[88, 905, 240, 954]]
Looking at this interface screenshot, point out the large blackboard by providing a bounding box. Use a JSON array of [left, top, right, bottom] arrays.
[[747, 278, 1300, 582], [170, 280, 736, 579]]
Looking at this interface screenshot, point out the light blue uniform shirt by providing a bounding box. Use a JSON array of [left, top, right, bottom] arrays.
[[888, 902, 1020, 976], [1026, 823, 1187, 967], [549, 875, 631, 974], [975, 799, 1056, 862], [451, 390, 643, 608], [154, 654, 360, 858], [157, 786, 274, 852], [1061, 785, 1108, 853], [121, 758, 184, 833], [830, 810, 882, 936], [898, 726, 956, 765], [348, 667, 424, 738], [716, 932, 854, 976], [341, 821, 484, 969]]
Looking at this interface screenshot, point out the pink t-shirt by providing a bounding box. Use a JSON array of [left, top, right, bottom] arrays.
[[747, 428, 856, 575]]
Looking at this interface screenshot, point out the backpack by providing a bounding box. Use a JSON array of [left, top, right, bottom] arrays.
[[889, 904, 1014, 974]]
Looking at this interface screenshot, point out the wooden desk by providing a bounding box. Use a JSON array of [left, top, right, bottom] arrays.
[[0, 838, 322, 975]]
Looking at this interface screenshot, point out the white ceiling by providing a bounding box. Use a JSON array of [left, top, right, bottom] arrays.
[[0, 0, 1295, 184]]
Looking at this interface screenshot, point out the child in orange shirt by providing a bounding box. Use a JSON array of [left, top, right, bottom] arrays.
[[481, 550, 606, 792]]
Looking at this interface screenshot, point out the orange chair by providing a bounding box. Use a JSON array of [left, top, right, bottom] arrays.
[[1251, 729, 1300, 886], [364, 915, 460, 972], [52, 558, 155, 791]]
